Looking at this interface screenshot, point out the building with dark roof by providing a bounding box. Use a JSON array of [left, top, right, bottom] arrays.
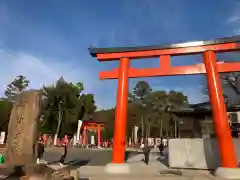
[[168, 102, 240, 138], [82, 114, 107, 124]]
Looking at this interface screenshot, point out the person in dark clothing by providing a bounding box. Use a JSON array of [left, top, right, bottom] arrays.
[[37, 136, 45, 164], [59, 141, 68, 166], [142, 144, 151, 165], [158, 137, 164, 157]]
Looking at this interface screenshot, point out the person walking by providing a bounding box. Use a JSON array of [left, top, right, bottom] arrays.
[[59, 143, 67, 166], [142, 142, 151, 165], [36, 135, 45, 164], [59, 135, 68, 166], [158, 137, 164, 157]]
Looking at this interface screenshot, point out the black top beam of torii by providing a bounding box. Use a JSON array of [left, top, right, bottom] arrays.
[[89, 35, 240, 57]]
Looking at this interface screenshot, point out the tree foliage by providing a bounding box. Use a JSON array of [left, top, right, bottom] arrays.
[[97, 80, 188, 139], [4, 75, 29, 100], [0, 75, 189, 141], [0, 99, 13, 133], [94, 108, 115, 140], [41, 77, 96, 137], [202, 53, 240, 105], [132, 81, 152, 101], [221, 72, 240, 105], [0, 75, 97, 137], [202, 59, 240, 105]]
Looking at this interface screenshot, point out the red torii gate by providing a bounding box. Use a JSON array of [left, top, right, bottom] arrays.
[[82, 121, 104, 147], [82, 120, 104, 147], [89, 36, 240, 169]]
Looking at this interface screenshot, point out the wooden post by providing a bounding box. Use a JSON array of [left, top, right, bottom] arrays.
[[83, 125, 86, 146], [5, 90, 41, 166], [97, 125, 101, 147], [141, 116, 144, 140]]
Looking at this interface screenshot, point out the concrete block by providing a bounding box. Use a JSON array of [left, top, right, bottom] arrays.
[[168, 138, 240, 170], [105, 163, 130, 174], [215, 167, 240, 179]]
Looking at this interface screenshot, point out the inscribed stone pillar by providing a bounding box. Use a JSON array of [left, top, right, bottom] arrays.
[[5, 90, 41, 166]]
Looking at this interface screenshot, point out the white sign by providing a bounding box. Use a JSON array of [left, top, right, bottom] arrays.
[[0, 132, 5, 145], [73, 134, 77, 146], [134, 126, 138, 144], [129, 137, 132, 146], [91, 135, 95, 145], [76, 120, 83, 143], [147, 138, 154, 146], [237, 112, 240, 123]]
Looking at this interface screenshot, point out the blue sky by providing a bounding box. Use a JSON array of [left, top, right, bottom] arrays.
[[0, 0, 239, 109]]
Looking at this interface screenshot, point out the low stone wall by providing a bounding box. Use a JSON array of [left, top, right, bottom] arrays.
[[168, 138, 240, 170]]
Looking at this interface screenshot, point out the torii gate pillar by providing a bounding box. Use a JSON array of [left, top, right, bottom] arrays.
[[204, 51, 237, 167], [104, 57, 131, 173], [112, 57, 130, 163]]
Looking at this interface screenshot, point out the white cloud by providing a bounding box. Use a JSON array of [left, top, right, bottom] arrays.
[[0, 48, 128, 110], [0, 48, 96, 97], [177, 86, 208, 104], [226, 2, 240, 34], [227, 16, 240, 24]]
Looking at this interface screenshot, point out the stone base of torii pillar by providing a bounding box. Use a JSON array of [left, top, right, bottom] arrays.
[[215, 167, 240, 180], [105, 163, 130, 174]]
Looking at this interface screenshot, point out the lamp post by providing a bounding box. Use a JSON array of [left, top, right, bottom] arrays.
[[178, 120, 184, 138], [145, 100, 159, 144], [141, 102, 147, 143], [174, 118, 177, 138]]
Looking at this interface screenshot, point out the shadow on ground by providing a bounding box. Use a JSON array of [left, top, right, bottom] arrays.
[[4, 166, 26, 179], [155, 152, 169, 167], [64, 159, 90, 170], [125, 151, 141, 161], [43, 148, 141, 167]]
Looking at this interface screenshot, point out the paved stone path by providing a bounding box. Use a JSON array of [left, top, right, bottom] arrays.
[[78, 151, 226, 180], [0, 148, 228, 179], [78, 165, 224, 180], [43, 147, 141, 166]]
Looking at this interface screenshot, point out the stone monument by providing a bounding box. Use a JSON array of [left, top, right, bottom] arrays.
[[5, 90, 42, 166]]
